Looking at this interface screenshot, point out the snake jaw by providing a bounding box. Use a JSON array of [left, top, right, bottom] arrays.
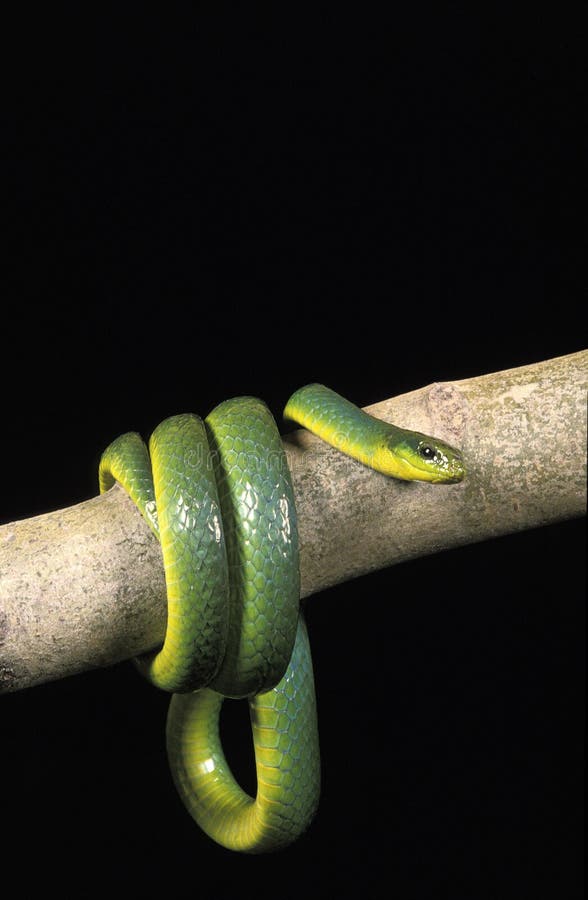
[[415, 442, 466, 484]]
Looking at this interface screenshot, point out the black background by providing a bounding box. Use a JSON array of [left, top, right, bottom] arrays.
[[1, 8, 584, 898]]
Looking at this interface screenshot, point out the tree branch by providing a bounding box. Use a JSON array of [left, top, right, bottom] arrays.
[[1, 351, 586, 694]]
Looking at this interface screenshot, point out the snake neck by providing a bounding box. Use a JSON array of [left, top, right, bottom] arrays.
[[284, 383, 397, 470]]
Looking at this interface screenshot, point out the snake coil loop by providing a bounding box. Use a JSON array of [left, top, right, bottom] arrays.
[[99, 384, 464, 853], [100, 396, 319, 852]]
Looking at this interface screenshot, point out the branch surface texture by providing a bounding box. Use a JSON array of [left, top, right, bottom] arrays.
[[1, 351, 586, 693]]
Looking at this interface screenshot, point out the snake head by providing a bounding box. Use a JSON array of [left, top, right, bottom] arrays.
[[373, 428, 466, 483]]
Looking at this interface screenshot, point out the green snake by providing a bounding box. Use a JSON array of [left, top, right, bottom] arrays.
[[99, 384, 465, 853]]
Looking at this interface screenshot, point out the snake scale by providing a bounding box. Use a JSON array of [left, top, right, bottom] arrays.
[[99, 384, 465, 852]]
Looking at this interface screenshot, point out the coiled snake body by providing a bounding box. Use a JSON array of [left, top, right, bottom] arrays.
[[99, 384, 464, 852]]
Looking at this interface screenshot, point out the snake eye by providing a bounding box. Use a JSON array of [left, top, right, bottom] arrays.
[[418, 443, 437, 461]]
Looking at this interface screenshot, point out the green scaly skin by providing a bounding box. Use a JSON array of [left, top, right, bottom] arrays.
[[99, 384, 465, 853], [285, 384, 465, 483], [167, 616, 319, 853]]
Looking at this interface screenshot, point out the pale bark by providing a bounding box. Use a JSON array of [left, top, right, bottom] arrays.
[[1, 351, 586, 693]]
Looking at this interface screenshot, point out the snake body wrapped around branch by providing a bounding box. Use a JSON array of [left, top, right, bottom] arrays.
[[99, 384, 465, 852]]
